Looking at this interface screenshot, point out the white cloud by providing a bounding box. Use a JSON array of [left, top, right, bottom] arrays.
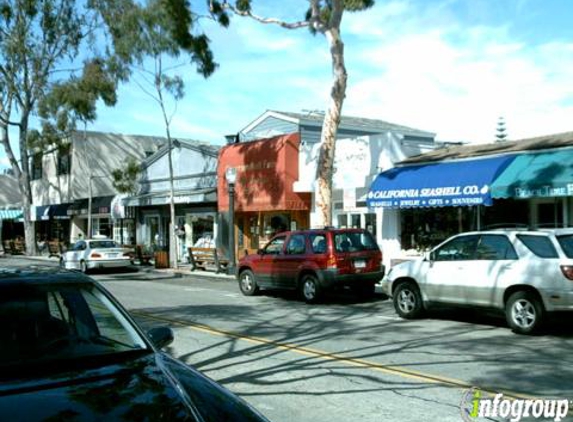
[[342, 3, 573, 143]]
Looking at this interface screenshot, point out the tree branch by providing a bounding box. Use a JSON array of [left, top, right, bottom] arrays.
[[214, 1, 310, 29]]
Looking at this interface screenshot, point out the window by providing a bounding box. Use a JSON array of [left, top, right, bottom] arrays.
[[334, 231, 378, 253], [57, 148, 71, 176], [286, 234, 306, 255], [476, 235, 518, 260], [517, 235, 558, 258], [557, 235, 573, 258], [310, 234, 327, 254], [433, 235, 479, 261], [264, 236, 286, 255], [365, 213, 377, 238], [72, 241, 86, 251], [31, 154, 42, 180]]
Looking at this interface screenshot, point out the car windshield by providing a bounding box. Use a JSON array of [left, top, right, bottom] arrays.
[[334, 231, 378, 253], [89, 240, 118, 249], [0, 282, 149, 369], [557, 234, 573, 258]]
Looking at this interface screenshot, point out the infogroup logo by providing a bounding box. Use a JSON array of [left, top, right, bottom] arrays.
[[460, 387, 570, 422]]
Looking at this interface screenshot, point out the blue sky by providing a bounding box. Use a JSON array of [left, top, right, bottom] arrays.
[[4, 0, 573, 167]]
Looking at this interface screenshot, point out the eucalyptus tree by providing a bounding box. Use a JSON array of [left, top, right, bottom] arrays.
[[189, 0, 373, 227], [0, 0, 220, 255], [125, 0, 223, 268]]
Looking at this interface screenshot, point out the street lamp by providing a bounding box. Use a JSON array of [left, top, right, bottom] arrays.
[[225, 167, 237, 276]]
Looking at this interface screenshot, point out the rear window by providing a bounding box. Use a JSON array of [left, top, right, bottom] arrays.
[[517, 235, 558, 258], [334, 231, 378, 253], [557, 235, 573, 258], [89, 241, 118, 249]]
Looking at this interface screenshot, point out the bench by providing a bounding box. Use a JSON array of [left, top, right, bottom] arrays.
[[188, 247, 229, 273], [11, 240, 25, 255], [135, 245, 152, 265]]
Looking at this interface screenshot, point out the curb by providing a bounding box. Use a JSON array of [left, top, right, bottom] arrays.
[[0, 254, 235, 282]]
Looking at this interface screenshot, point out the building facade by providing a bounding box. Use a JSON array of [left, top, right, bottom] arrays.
[[30, 131, 166, 244], [123, 139, 219, 262]]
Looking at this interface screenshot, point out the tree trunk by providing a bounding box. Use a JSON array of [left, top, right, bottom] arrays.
[[314, 26, 347, 228], [18, 110, 36, 255]]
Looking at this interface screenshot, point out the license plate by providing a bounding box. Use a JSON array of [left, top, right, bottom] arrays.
[[354, 260, 366, 268], [107, 253, 118, 258]]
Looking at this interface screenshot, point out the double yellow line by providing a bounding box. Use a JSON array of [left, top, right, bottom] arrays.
[[132, 310, 536, 401]]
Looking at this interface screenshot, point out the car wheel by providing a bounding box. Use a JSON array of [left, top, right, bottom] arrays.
[[506, 291, 544, 335], [80, 260, 88, 274], [393, 281, 423, 319], [301, 274, 321, 304], [239, 270, 259, 296]]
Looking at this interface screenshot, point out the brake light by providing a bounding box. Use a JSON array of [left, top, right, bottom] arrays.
[[91, 252, 102, 258], [326, 254, 337, 269], [561, 265, 573, 280]]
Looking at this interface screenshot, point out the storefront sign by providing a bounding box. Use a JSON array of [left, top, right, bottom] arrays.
[[368, 184, 488, 208], [514, 183, 573, 199], [343, 188, 356, 211]]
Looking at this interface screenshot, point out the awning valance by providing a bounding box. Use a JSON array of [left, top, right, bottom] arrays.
[[367, 155, 516, 208], [491, 149, 573, 199], [0, 209, 22, 220]]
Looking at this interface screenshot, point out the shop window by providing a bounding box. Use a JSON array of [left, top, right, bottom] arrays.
[[351, 214, 361, 229], [113, 219, 135, 245], [31, 154, 42, 180], [365, 213, 377, 238], [91, 218, 111, 238]]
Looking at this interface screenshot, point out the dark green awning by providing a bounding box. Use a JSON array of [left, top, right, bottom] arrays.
[[490, 149, 573, 199]]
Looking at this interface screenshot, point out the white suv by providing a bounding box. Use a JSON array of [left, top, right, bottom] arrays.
[[382, 229, 573, 334]]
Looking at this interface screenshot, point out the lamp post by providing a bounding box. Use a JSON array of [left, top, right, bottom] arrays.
[[225, 167, 237, 276]]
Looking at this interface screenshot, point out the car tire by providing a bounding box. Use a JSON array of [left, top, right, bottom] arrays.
[[301, 274, 321, 304], [505, 290, 545, 335], [393, 281, 424, 319], [80, 260, 88, 274], [239, 269, 259, 296]]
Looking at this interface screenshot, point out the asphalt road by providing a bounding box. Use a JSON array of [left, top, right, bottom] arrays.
[[5, 256, 573, 422]]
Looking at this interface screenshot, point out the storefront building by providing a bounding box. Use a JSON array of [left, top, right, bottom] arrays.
[[123, 139, 219, 263], [237, 110, 436, 250], [217, 133, 311, 258], [30, 131, 166, 246], [367, 132, 573, 266]]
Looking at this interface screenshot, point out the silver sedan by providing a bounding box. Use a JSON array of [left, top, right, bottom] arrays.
[[60, 239, 132, 273]]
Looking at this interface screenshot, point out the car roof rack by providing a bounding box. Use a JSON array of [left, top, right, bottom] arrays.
[[482, 223, 532, 231]]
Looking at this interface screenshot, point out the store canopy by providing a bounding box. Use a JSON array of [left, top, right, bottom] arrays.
[[367, 155, 516, 208], [491, 149, 573, 199], [32, 204, 71, 221], [0, 209, 22, 220]]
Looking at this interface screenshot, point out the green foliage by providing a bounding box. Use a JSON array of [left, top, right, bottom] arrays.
[[111, 158, 141, 195]]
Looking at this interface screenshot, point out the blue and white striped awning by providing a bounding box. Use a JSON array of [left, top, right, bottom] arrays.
[[0, 209, 22, 220]]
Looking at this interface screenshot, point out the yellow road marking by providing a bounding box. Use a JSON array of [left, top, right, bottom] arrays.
[[132, 310, 538, 401]]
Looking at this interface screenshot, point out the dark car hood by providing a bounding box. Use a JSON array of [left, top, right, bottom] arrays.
[[0, 352, 269, 422]]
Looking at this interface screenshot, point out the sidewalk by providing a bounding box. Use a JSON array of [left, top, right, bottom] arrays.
[[1, 254, 235, 281]]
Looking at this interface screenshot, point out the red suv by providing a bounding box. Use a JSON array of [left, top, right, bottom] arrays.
[[237, 228, 384, 303]]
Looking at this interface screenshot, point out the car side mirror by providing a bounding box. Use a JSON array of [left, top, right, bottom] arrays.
[[147, 326, 174, 349]]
